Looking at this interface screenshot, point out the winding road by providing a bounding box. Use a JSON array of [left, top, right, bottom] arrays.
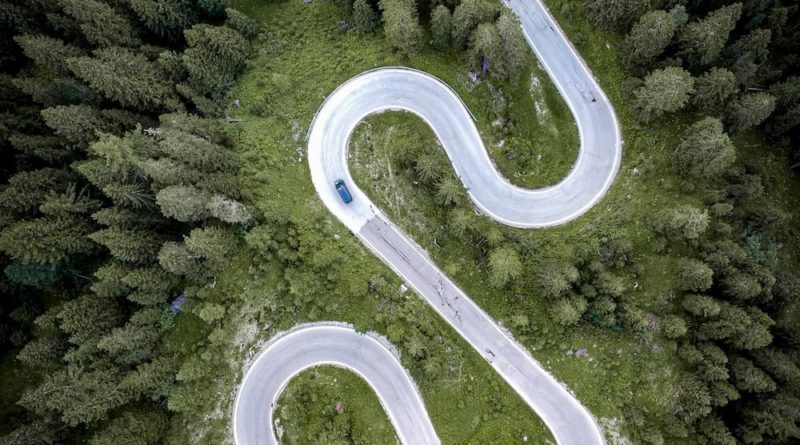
[[234, 0, 621, 443]]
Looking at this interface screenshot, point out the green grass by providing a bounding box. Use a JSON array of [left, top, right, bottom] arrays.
[[275, 366, 398, 444]]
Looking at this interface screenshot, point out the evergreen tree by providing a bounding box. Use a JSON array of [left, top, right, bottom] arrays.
[[496, 12, 527, 82], [661, 315, 687, 338], [380, 0, 423, 57], [123, 266, 176, 306], [620, 9, 677, 69], [98, 307, 161, 365], [487, 244, 522, 288], [19, 364, 130, 426], [691, 68, 736, 111], [127, 0, 198, 40], [156, 185, 212, 222], [673, 117, 736, 180], [676, 257, 713, 291], [89, 408, 167, 445], [679, 3, 742, 68], [67, 47, 181, 111], [88, 227, 164, 264], [13, 34, 83, 75], [40, 104, 103, 145], [182, 24, 251, 97], [470, 23, 501, 75], [58, 0, 140, 48], [730, 356, 777, 393], [353, 0, 380, 33], [430, 5, 452, 50], [682, 294, 721, 318], [536, 260, 579, 300], [451, 0, 495, 49], [725, 92, 776, 133], [0, 216, 95, 265], [585, 0, 649, 31], [549, 295, 587, 327], [651, 205, 709, 241], [226, 8, 260, 39], [632, 67, 695, 121]]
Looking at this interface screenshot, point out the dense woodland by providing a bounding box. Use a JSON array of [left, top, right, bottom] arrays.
[[0, 0, 258, 442], [0, 0, 799, 444]]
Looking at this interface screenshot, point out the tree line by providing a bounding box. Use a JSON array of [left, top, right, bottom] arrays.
[[0, 0, 258, 443]]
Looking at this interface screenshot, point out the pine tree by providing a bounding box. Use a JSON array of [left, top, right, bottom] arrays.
[[88, 227, 164, 264], [19, 364, 130, 426], [40, 104, 102, 145], [679, 3, 742, 67], [380, 0, 423, 57], [725, 92, 776, 133], [451, 0, 495, 49], [496, 12, 527, 82], [549, 295, 587, 327], [67, 47, 181, 111], [650, 205, 709, 241], [57, 293, 124, 348], [488, 244, 522, 288], [730, 357, 777, 393], [182, 24, 251, 97], [470, 23, 501, 75], [661, 315, 688, 338], [155, 185, 212, 222], [620, 10, 677, 69], [127, 0, 198, 40], [536, 260, 579, 300], [13, 34, 83, 75], [89, 407, 167, 445], [58, 0, 140, 48], [585, 0, 649, 31], [98, 307, 161, 365], [0, 216, 95, 265], [430, 5, 452, 49], [691, 68, 736, 111], [353, 0, 380, 33], [632, 67, 695, 121], [682, 294, 721, 318], [0, 168, 72, 214], [672, 117, 735, 179], [676, 258, 713, 291], [122, 266, 176, 306], [225, 8, 259, 39]]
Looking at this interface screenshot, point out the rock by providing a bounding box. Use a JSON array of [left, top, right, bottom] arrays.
[[576, 348, 589, 357]]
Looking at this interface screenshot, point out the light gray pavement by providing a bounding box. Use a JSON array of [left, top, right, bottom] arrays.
[[236, 0, 620, 443], [233, 324, 439, 445]]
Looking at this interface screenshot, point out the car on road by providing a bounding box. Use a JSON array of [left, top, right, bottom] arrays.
[[334, 179, 353, 204]]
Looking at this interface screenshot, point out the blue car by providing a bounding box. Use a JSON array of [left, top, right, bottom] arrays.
[[334, 179, 353, 204]]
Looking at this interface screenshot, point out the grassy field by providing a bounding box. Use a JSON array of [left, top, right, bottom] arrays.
[[275, 366, 398, 444]]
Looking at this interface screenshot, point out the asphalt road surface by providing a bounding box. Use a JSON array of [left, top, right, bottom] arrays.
[[235, 0, 620, 442], [233, 324, 439, 445]]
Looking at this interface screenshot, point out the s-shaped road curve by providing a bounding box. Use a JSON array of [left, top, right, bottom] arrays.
[[234, 0, 621, 443]]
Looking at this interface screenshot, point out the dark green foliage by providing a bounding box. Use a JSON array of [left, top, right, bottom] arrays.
[[13, 34, 83, 75], [19, 365, 130, 426], [353, 0, 380, 33], [58, 0, 140, 47], [0, 216, 95, 265], [679, 4, 742, 68], [725, 92, 776, 133], [682, 294, 721, 318], [380, 0, 423, 57], [676, 258, 713, 292], [672, 117, 736, 180], [487, 244, 522, 288], [127, 0, 198, 40], [451, 0, 495, 49], [89, 407, 167, 445], [730, 356, 776, 393], [68, 47, 181, 111], [585, 0, 649, 32], [691, 68, 736, 111], [632, 67, 695, 121], [182, 24, 251, 97], [650, 205, 709, 241], [430, 5, 452, 49], [619, 10, 677, 70], [0, 0, 254, 441]]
